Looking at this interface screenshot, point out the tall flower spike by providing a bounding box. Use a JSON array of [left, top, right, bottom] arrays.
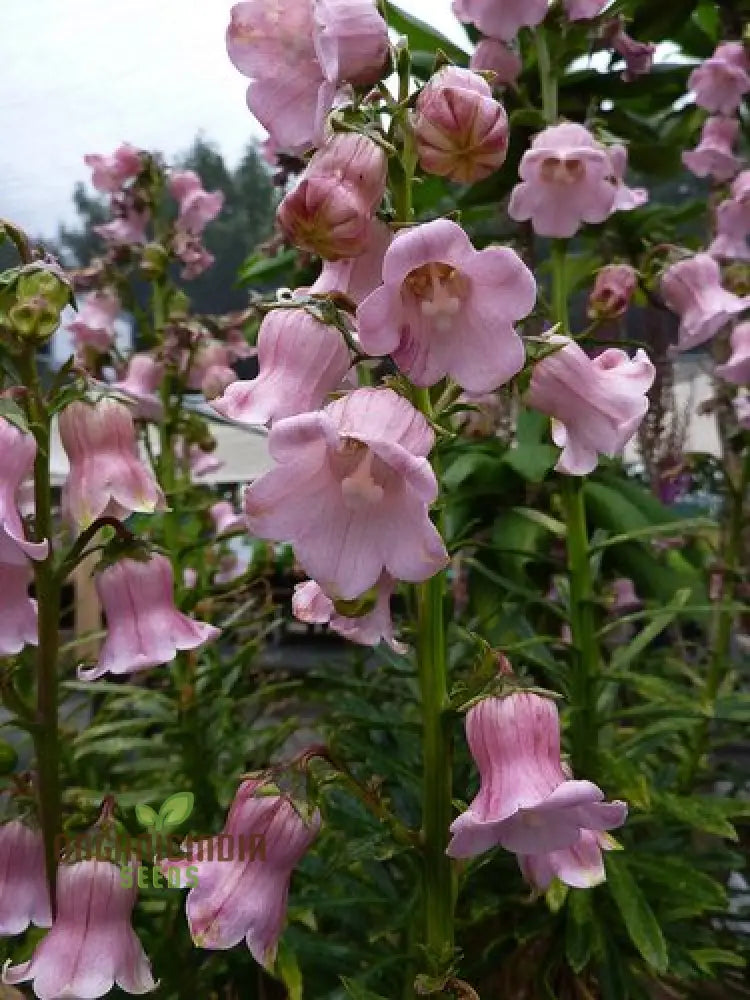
[[0, 821, 51, 935], [526, 335, 655, 476], [0, 561, 38, 655], [3, 857, 156, 997], [161, 779, 320, 966], [688, 41, 750, 116], [660, 253, 749, 352], [59, 399, 166, 527], [293, 573, 407, 652], [447, 692, 627, 858], [0, 417, 49, 564], [716, 322, 750, 384], [357, 218, 535, 391], [452, 0, 548, 42], [683, 116, 741, 183], [80, 553, 220, 680], [212, 308, 350, 426], [509, 123, 617, 238], [244, 388, 448, 599]]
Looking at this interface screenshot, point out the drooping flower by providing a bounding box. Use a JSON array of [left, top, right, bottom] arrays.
[[169, 171, 224, 235], [84, 143, 143, 193], [608, 144, 648, 211], [277, 133, 387, 259], [609, 577, 642, 614], [293, 573, 406, 652], [212, 308, 350, 426], [470, 38, 522, 87], [0, 561, 38, 655], [682, 116, 741, 183], [173, 231, 215, 280], [3, 857, 156, 997], [688, 41, 750, 116], [108, 354, 164, 421], [519, 830, 618, 890], [244, 388, 448, 599], [452, 0, 548, 42], [447, 692, 627, 858], [716, 322, 750, 384], [709, 170, 750, 261], [606, 23, 655, 81], [563, 0, 608, 20], [162, 779, 320, 966], [210, 500, 245, 537], [509, 123, 617, 238], [0, 418, 48, 564], [94, 207, 150, 246], [311, 217, 392, 305], [79, 553, 220, 680], [188, 444, 225, 480], [357, 219, 535, 390], [59, 399, 166, 527], [313, 0, 390, 87], [413, 67, 509, 184], [588, 264, 638, 319], [660, 253, 749, 351], [0, 821, 51, 935], [525, 335, 655, 476], [67, 290, 120, 354]]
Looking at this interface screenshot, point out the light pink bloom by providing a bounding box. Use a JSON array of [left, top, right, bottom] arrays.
[[244, 388, 448, 599], [709, 170, 750, 261], [227, 0, 335, 154], [447, 692, 627, 858], [293, 573, 406, 652], [109, 354, 164, 421], [67, 290, 119, 353], [0, 821, 51, 935], [735, 392, 750, 429], [452, 0, 548, 42], [80, 553, 220, 679], [202, 365, 238, 400], [311, 217, 391, 305], [357, 219, 535, 390], [0, 561, 38, 655], [169, 171, 224, 235], [84, 143, 142, 193], [470, 39, 522, 88], [509, 123, 616, 237], [413, 67, 509, 184], [609, 144, 648, 211], [59, 399, 166, 527], [610, 577, 642, 613], [526, 335, 655, 476], [716, 322, 750, 384], [188, 339, 234, 392], [0, 419, 48, 564], [94, 208, 150, 246], [174, 231, 215, 280], [519, 830, 617, 890], [211, 501, 245, 537], [688, 41, 750, 116], [682, 116, 741, 183], [313, 0, 389, 86], [163, 779, 319, 966], [189, 445, 224, 479], [661, 253, 749, 351], [3, 858, 155, 997], [588, 264, 638, 319], [224, 329, 255, 362], [563, 0, 607, 19], [610, 28, 655, 81], [212, 308, 350, 426]]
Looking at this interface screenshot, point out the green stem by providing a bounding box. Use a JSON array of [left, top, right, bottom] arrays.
[[535, 26, 558, 125]]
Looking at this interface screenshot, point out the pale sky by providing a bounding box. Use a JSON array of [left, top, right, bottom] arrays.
[[0, 0, 468, 238]]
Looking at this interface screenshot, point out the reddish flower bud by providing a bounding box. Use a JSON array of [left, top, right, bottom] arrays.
[[588, 265, 638, 319]]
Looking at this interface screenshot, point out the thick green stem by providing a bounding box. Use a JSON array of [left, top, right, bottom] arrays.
[[535, 26, 557, 125]]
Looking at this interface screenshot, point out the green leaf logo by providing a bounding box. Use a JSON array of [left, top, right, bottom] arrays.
[[157, 792, 195, 830], [135, 803, 158, 830]]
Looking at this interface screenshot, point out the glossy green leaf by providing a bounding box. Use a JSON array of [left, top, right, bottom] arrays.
[[605, 853, 668, 973]]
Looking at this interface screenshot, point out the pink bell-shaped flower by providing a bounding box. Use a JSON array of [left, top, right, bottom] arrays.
[[80, 553, 220, 680], [688, 41, 750, 116], [716, 322, 750, 384], [469, 39, 522, 88], [59, 399, 166, 527], [108, 354, 164, 421], [94, 208, 150, 246], [163, 779, 320, 966], [313, 0, 389, 87], [526, 335, 655, 476], [606, 22, 655, 81], [608, 144, 648, 211], [174, 231, 215, 279], [244, 387, 448, 599], [0, 561, 38, 655], [452, 0, 548, 42], [518, 830, 619, 891], [563, 0, 608, 20], [3, 857, 156, 997], [210, 500, 245, 537], [84, 143, 142, 193], [357, 218, 535, 391], [682, 116, 741, 183], [0, 820, 51, 935], [212, 308, 350, 426], [587, 265, 638, 319], [447, 692, 627, 858], [709, 171, 750, 261], [509, 123, 617, 238], [661, 253, 749, 351], [0, 419, 48, 564], [169, 171, 224, 235], [293, 573, 406, 652], [311, 217, 392, 305], [413, 67, 509, 184], [67, 290, 120, 354]]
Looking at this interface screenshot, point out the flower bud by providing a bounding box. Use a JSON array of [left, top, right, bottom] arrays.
[[140, 241, 169, 280], [413, 67, 509, 184], [587, 265, 638, 319]]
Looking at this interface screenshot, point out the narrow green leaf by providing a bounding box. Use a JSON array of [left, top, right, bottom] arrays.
[[340, 977, 389, 1000], [611, 588, 690, 671], [274, 939, 303, 1000], [565, 890, 594, 973], [605, 854, 668, 973]]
